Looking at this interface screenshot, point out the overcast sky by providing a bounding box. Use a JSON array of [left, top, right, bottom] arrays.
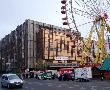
[[1, 0, 108, 40], [0, 0, 63, 39]]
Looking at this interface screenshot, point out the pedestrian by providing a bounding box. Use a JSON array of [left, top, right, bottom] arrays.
[[52, 73, 56, 79], [25, 69, 29, 78], [100, 72, 104, 81], [58, 74, 62, 81], [22, 73, 25, 79], [35, 74, 38, 79]]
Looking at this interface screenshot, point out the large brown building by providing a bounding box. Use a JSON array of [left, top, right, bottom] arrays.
[[0, 19, 82, 72]]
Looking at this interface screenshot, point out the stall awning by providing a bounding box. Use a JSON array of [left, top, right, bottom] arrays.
[[100, 58, 110, 71]]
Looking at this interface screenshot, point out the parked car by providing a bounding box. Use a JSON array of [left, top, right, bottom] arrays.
[[1, 73, 24, 88], [38, 72, 52, 80], [58, 73, 74, 81]]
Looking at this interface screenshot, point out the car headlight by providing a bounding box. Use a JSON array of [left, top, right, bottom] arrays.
[[21, 81, 23, 83], [9, 81, 14, 84]]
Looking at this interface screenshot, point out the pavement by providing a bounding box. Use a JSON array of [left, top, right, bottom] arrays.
[[0, 78, 110, 90]]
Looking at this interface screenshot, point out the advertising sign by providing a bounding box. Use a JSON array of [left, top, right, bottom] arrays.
[[55, 56, 69, 60]]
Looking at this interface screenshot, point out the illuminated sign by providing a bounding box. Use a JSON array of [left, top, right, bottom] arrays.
[[55, 56, 69, 60]]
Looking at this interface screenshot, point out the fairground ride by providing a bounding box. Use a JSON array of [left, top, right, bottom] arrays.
[[61, 0, 110, 66]]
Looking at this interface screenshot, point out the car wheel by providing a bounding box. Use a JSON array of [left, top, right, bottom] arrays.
[[67, 78, 69, 81], [19, 85, 23, 88], [72, 78, 74, 81], [43, 77, 46, 80], [7, 84, 11, 89]]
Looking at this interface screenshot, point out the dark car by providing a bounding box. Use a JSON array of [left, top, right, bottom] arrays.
[[1, 74, 24, 88]]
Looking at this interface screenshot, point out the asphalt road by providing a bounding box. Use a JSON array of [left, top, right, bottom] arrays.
[[0, 78, 110, 90]]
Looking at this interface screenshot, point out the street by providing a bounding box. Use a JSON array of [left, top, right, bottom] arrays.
[[0, 79, 110, 90]]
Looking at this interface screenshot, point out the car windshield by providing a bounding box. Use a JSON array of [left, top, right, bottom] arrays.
[[47, 73, 51, 76], [38, 73, 43, 75], [8, 75, 20, 80]]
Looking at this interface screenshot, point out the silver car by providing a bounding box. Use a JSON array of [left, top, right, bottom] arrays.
[[1, 73, 23, 88]]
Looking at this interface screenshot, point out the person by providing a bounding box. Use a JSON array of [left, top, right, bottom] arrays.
[[52, 73, 56, 79], [57, 72, 60, 78], [100, 72, 104, 81], [35, 73, 38, 79], [25, 69, 29, 78], [22, 72, 25, 79], [59, 74, 62, 81], [29, 71, 34, 78]]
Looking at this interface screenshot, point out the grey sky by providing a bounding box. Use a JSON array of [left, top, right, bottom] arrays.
[[1, 0, 109, 40], [0, 0, 62, 39]]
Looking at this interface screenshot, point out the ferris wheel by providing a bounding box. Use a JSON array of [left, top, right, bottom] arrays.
[[61, 0, 110, 66]]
